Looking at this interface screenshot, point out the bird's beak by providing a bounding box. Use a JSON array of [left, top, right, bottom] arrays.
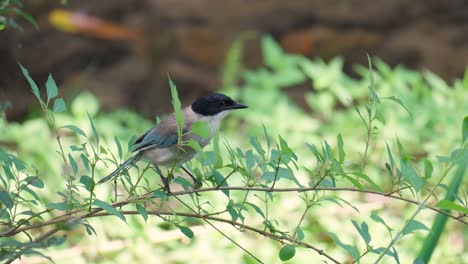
[[230, 102, 248, 110]]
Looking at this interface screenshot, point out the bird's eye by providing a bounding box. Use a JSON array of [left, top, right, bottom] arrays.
[[221, 100, 229, 106]]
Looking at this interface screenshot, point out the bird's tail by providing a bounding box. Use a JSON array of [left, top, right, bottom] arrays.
[[97, 152, 143, 184]]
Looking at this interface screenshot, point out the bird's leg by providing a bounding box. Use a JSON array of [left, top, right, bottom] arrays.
[[181, 166, 202, 189], [153, 164, 171, 193]]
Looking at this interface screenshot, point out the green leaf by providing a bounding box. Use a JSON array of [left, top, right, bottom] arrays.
[[62, 125, 87, 137], [262, 35, 284, 70], [463, 116, 468, 143], [68, 154, 78, 175], [84, 223, 96, 236], [350, 172, 383, 192], [46, 74, 58, 101], [79, 175, 93, 191], [383, 96, 412, 117], [262, 167, 302, 187], [337, 133, 345, 163], [87, 113, 99, 146], [53, 98, 67, 113], [169, 78, 184, 134], [279, 244, 295, 261], [173, 176, 192, 190], [212, 171, 229, 197], [114, 137, 123, 159], [152, 190, 168, 200], [370, 212, 393, 234], [191, 120, 210, 139], [435, 200, 468, 214], [46, 202, 73, 211], [178, 225, 194, 239], [296, 227, 305, 241], [352, 220, 371, 245], [400, 159, 425, 193], [386, 142, 395, 170], [136, 203, 148, 222], [244, 202, 265, 218], [249, 136, 266, 158], [92, 199, 126, 223], [402, 219, 429, 237], [366, 54, 380, 103], [342, 174, 364, 190], [25, 176, 44, 188], [424, 160, 433, 179], [328, 232, 360, 260], [0, 189, 13, 209], [19, 63, 45, 107]]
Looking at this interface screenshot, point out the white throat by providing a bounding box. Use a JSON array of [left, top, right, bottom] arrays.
[[198, 110, 232, 138]]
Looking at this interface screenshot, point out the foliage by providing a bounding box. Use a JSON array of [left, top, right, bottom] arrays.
[[0, 0, 37, 31], [0, 0, 67, 31], [0, 37, 467, 263]]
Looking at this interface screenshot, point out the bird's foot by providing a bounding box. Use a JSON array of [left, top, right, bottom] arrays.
[[160, 175, 172, 194]]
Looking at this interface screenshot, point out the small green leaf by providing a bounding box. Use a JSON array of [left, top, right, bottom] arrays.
[[92, 199, 126, 222], [87, 113, 99, 146], [114, 137, 123, 159], [152, 190, 168, 200], [84, 223, 96, 236], [191, 120, 210, 139], [424, 160, 433, 179], [244, 202, 265, 218], [46, 74, 58, 101], [25, 176, 44, 188], [53, 98, 67, 113], [337, 133, 345, 163], [279, 244, 295, 261], [0, 189, 13, 209], [249, 136, 266, 158], [343, 174, 364, 190], [328, 232, 360, 260], [366, 54, 380, 103], [352, 220, 371, 245], [136, 203, 148, 222], [402, 219, 429, 237], [401, 159, 425, 193], [169, 78, 184, 134], [262, 35, 284, 70], [383, 96, 412, 117], [370, 213, 393, 234], [435, 200, 468, 214], [68, 154, 78, 175], [46, 202, 73, 211], [385, 142, 395, 170], [463, 116, 468, 143], [62, 125, 87, 137], [19, 63, 45, 106], [296, 227, 305, 241], [173, 176, 193, 190], [178, 225, 194, 239], [79, 175, 93, 191]]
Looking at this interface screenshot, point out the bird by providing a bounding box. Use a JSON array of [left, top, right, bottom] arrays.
[[97, 93, 247, 191]]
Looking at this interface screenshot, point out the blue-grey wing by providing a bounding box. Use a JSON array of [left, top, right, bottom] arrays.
[[131, 128, 178, 152]]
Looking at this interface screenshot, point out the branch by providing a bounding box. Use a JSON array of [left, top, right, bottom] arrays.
[[2, 185, 465, 239]]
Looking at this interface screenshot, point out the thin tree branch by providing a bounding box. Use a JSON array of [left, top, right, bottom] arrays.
[[2, 185, 466, 238]]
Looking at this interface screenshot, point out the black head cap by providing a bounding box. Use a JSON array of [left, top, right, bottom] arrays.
[[191, 93, 247, 116]]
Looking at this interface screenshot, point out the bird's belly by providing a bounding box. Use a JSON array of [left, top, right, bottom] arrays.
[[142, 145, 197, 167]]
